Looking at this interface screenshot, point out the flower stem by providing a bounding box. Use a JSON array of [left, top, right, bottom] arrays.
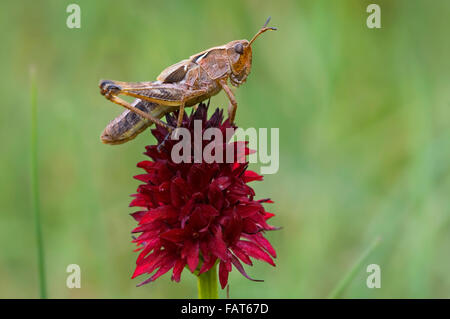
[[197, 264, 219, 299], [30, 67, 47, 299]]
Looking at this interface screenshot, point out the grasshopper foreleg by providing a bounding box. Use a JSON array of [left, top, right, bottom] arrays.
[[220, 80, 238, 123], [171, 98, 187, 140]]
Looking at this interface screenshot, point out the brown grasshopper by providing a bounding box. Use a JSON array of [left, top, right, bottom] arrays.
[[99, 17, 276, 145]]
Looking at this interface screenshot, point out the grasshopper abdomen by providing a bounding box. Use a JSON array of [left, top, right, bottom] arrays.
[[101, 99, 155, 145]]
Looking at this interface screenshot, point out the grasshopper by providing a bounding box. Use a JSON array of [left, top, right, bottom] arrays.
[[99, 17, 276, 145]]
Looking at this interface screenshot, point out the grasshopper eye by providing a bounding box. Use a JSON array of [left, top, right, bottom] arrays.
[[234, 43, 244, 55]]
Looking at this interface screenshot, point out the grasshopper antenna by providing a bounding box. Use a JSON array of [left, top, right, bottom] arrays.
[[249, 16, 277, 45]]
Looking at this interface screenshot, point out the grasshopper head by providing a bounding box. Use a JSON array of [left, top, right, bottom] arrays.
[[226, 39, 252, 86], [226, 17, 276, 87]]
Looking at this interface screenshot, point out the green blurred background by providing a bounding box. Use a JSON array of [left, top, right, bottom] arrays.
[[1, 0, 450, 298]]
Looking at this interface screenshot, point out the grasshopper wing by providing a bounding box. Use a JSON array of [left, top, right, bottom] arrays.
[[157, 59, 193, 83]]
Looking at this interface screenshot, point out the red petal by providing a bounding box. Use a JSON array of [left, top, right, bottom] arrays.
[[235, 203, 262, 218], [236, 240, 275, 266], [243, 171, 263, 183], [219, 260, 230, 289], [223, 211, 243, 244], [170, 177, 189, 208], [198, 255, 218, 275], [136, 238, 160, 263], [252, 233, 277, 258], [130, 211, 146, 222], [208, 228, 229, 261], [212, 176, 232, 191], [160, 229, 186, 243], [258, 198, 274, 204], [242, 218, 259, 234], [198, 204, 219, 217], [187, 164, 214, 191], [139, 206, 178, 224], [183, 240, 200, 273], [129, 195, 151, 208], [137, 257, 176, 286], [264, 212, 275, 220], [230, 254, 263, 282], [137, 160, 156, 172], [171, 259, 186, 282], [132, 250, 165, 278], [208, 183, 225, 210], [134, 174, 155, 183], [231, 246, 253, 266], [132, 222, 165, 234]]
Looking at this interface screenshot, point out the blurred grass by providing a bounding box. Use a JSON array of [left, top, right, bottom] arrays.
[[328, 237, 381, 298], [30, 67, 47, 298], [1, 0, 450, 298]]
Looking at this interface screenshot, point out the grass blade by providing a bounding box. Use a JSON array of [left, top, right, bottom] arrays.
[[327, 237, 381, 299], [30, 66, 47, 298]]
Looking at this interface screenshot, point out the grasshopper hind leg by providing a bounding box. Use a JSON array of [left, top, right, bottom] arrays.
[[100, 84, 175, 132]]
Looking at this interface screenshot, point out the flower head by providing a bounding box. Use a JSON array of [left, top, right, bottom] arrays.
[[130, 103, 277, 289]]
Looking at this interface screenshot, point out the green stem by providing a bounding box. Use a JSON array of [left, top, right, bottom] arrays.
[[30, 67, 47, 299], [328, 237, 381, 299], [197, 263, 219, 299]]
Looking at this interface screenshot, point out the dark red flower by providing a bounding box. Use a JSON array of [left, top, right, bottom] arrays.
[[130, 103, 277, 289]]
